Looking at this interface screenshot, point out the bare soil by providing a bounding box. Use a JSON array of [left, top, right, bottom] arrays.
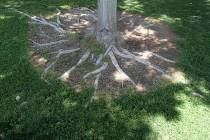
[[29, 8, 180, 93]]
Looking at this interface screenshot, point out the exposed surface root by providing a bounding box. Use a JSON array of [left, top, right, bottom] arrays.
[[108, 51, 136, 86], [49, 48, 81, 56], [94, 73, 101, 90], [31, 40, 69, 48], [95, 54, 103, 65], [120, 48, 165, 74], [27, 7, 180, 93], [59, 50, 91, 81], [11, 9, 65, 33], [83, 62, 108, 79], [41, 48, 81, 81], [41, 61, 57, 82], [133, 51, 176, 63], [113, 47, 165, 74]]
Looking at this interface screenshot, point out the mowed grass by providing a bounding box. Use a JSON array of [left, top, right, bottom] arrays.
[[0, 0, 210, 139]]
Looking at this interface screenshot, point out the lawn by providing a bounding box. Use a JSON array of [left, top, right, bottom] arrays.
[[0, 0, 210, 139]]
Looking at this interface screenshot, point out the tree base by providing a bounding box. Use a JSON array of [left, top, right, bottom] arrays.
[[13, 7, 181, 94]]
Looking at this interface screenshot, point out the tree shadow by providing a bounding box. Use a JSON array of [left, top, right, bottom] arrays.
[[0, 81, 183, 139], [0, 1, 206, 139], [0, 53, 184, 139], [0, 15, 184, 139], [114, 84, 184, 121]]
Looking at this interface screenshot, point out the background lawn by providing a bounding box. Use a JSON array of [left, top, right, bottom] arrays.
[[0, 0, 210, 139]]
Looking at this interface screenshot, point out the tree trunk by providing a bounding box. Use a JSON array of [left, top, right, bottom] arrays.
[[97, 0, 117, 44]]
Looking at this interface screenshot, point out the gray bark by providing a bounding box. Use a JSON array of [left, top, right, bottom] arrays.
[[97, 0, 117, 43]]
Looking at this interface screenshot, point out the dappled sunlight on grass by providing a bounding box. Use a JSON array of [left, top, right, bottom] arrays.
[[0, 72, 13, 81], [62, 98, 77, 109], [0, 15, 12, 20], [2, 0, 23, 8], [119, 0, 144, 13], [158, 14, 181, 24], [59, 5, 72, 10], [162, 68, 190, 84]]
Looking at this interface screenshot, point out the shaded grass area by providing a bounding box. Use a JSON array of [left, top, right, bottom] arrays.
[[0, 0, 210, 139]]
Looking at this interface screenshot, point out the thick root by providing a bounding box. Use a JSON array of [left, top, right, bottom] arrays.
[[113, 47, 165, 74], [108, 51, 136, 86], [59, 50, 91, 81], [133, 51, 176, 63], [120, 48, 165, 74]]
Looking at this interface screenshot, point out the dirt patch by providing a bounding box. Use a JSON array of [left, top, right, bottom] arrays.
[[29, 8, 181, 93]]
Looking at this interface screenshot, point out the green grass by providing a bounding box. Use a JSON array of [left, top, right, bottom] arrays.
[[0, 0, 210, 139], [81, 36, 106, 56], [67, 32, 81, 42]]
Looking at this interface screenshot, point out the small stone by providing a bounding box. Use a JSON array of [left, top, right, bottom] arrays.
[[16, 96, 21, 102]]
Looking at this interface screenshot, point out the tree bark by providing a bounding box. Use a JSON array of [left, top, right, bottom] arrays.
[[97, 0, 117, 44]]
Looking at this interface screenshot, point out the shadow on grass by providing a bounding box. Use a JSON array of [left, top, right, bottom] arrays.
[[0, 0, 209, 139], [0, 10, 185, 140]]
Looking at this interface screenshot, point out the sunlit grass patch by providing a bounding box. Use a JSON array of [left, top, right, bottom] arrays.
[[119, 0, 144, 13], [158, 14, 181, 24]]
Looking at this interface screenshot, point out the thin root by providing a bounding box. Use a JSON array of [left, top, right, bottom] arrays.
[[31, 40, 69, 48], [11, 8, 65, 33], [94, 73, 101, 91], [95, 54, 103, 65], [83, 62, 108, 79], [49, 48, 80, 56], [59, 50, 91, 81], [41, 48, 81, 81]]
